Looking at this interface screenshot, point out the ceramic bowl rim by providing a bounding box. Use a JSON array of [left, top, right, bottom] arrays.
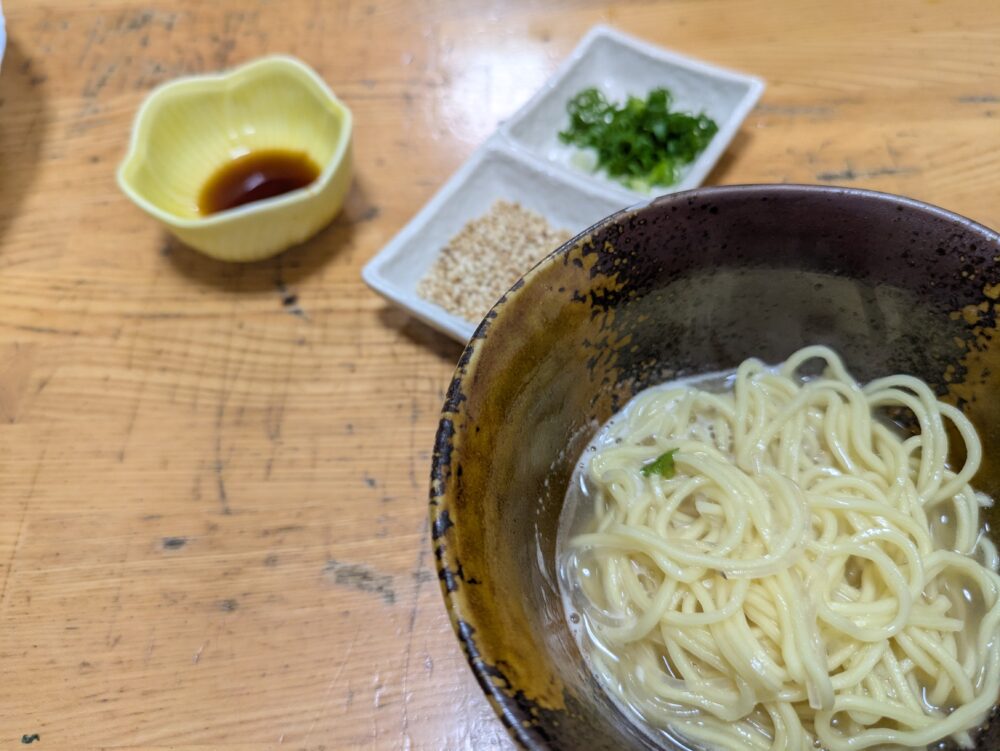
[[116, 54, 353, 229], [430, 183, 1000, 750]]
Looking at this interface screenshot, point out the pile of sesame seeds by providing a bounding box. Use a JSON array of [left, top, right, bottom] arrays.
[[416, 200, 572, 323]]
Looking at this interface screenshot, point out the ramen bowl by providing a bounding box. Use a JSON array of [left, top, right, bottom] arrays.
[[118, 55, 352, 262], [430, 185, 1000, 749]]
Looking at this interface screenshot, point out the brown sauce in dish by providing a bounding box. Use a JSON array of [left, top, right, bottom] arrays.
[[197, 149, 320, 215]]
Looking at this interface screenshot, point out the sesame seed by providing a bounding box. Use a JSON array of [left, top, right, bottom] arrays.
[[416, 200, 572, 323]]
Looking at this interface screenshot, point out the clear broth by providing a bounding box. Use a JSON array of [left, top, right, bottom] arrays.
[[556, 366, 996, 751]]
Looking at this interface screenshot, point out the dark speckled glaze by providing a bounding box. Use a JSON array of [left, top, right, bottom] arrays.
[[429, 185, 1000, 750]]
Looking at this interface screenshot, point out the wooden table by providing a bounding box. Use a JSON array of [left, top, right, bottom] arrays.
[[0, 1, 998, 748]]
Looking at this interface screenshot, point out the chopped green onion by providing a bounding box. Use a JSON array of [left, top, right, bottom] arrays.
[[558, 87, 718, 191], [641, 449, 678, 478]]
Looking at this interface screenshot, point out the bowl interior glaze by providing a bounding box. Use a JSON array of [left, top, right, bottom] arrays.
[[430, 185, 1000, 750]]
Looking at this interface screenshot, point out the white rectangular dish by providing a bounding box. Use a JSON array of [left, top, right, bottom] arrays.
[[363, 24, 765, 343], [500, 25, 765, 199], [361, 140, 627, 342]]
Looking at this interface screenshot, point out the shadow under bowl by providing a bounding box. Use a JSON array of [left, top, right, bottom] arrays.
[[430, 184, 1000, 750]]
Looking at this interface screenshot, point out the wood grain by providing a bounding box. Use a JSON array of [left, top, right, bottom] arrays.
[[0, 0, 998, 748]]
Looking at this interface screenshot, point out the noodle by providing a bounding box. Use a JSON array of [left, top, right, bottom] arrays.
[[559, 346, 1000, 751]]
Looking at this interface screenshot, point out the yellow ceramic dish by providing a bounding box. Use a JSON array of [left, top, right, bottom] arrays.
[[118, 55, 353, 262]]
